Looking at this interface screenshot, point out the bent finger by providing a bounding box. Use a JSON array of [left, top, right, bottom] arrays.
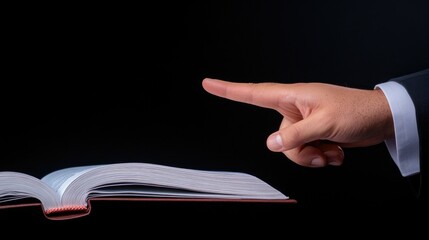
[[282, 141, 344, 167], [283, 144, 327, 168]]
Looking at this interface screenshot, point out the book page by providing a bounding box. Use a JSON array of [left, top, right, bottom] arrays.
[[59, 162, 288, 208], [41, 165, 104, 197], [0, 171, 59, 209]]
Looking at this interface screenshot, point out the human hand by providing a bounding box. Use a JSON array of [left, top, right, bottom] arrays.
[[202, 78, 394, 167]]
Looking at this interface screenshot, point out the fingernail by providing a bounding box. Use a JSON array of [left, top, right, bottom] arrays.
[[267, 134, 284, 151], [310, 157, 324, 167], [324, 150, 343, 166], [328, 160, 342, 166]]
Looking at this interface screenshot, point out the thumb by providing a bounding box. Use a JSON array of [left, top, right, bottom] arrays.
[[266, 117, 325, 152]]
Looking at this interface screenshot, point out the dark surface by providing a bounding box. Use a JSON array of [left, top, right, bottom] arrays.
[[1, 0, 429, 230]]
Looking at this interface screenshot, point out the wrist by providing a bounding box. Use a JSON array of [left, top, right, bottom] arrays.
[[374, 88, 395, 140]]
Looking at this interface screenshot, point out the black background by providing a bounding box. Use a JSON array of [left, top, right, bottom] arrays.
[[1, 0, 429, 233]]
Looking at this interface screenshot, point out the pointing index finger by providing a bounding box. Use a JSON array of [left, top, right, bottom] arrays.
[[202, 78, 290, 110]]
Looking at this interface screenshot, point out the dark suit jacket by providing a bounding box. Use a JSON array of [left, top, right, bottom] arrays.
[[393, 68, 429, 202]]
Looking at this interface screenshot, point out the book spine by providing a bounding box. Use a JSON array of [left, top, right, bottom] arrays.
[[44, 205, 90, 220]]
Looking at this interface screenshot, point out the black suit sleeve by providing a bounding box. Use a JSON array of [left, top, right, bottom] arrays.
[[391, 68, 429, 201]]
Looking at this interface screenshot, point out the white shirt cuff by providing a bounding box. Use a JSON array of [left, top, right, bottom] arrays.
[[375, 81, 420, 177]]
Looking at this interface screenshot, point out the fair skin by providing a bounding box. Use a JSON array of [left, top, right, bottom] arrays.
[[202, 78, 394, 168]]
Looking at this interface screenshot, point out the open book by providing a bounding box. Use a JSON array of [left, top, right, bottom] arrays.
[[0, 162, 294, 220]]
